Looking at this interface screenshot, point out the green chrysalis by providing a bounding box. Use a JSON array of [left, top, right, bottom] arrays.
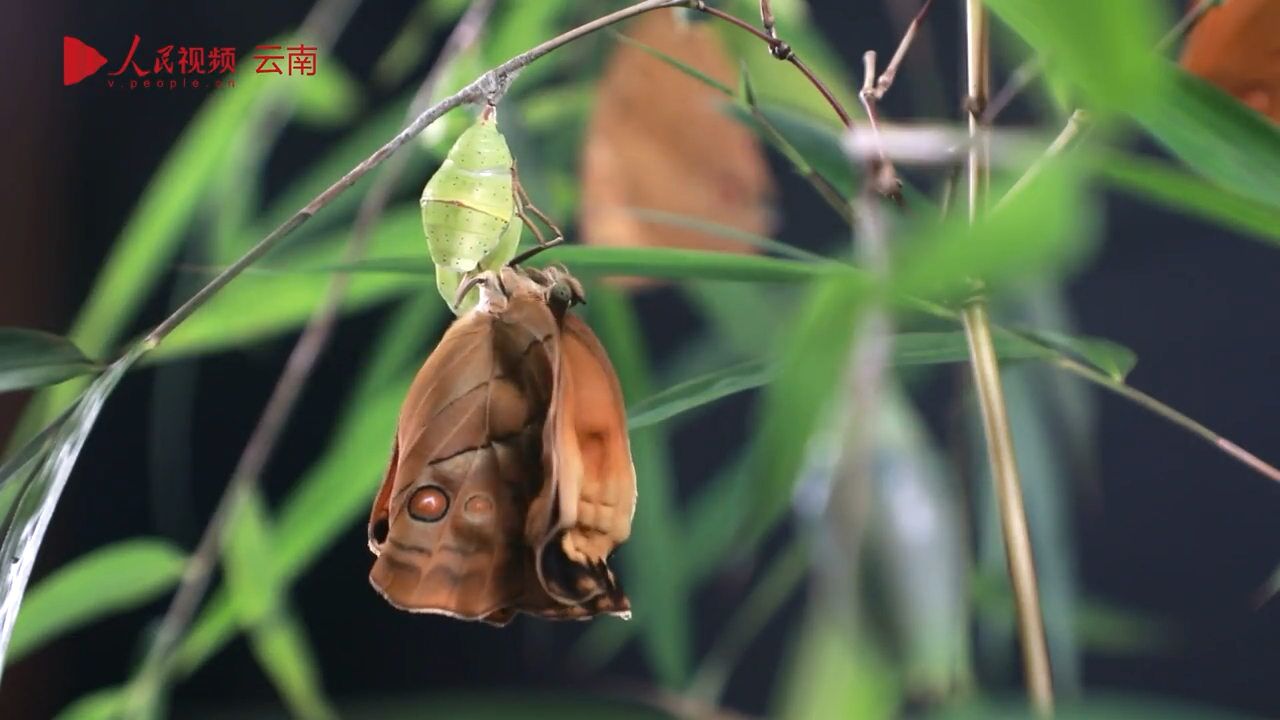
[[421, 109, 523, 313]]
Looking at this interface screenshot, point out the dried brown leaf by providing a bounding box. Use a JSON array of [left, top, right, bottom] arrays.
[[1180, 0, 1280, 122], [579, 9, 776, 285]]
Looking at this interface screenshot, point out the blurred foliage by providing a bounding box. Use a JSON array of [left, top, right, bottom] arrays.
[[0, 0, 1275, 718]]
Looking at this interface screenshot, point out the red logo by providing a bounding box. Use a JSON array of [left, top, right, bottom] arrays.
[[63, 35, 319, 90], [63, 36, 107, 85]]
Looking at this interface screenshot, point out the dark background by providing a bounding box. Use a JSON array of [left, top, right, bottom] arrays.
[[2, 0, 1277, 717]]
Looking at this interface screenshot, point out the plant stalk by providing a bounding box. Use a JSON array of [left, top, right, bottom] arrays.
[[961, 0, 1054, 714]]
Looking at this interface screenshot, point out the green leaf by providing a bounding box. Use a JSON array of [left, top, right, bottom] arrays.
[[222, 490, 335, 717], [54, 688, 125, 720], [775, 607, 898, 720], [1097, 152, 1280, 247], [8, 539, 185, 663], [749, 275, 865, 534], [246, 611, 337, 720], [623, 208, 831, 262], [609, 30, 733, 95], [0, 407, 70, 493], [152, 207, 425, 360], [327, 246, 858, 285], [67, 79, 271, 360], [1130, 68, 1280, 212], [893, 158, 1092, 300], [730, 103, 857, 197], [1013, 328, 1137, 382], [0, 345, 144, 680], [627, 358, 771, 431], [689, 539, 810, 702], [984, 0, 1167, 113], [338, 693, 677, 720], [590, 288, 692, 688], [292, 58, 362, 128], [626, 332, 1054, 431], [927, 695, 1257, 720], [0, 329, 99, 393]]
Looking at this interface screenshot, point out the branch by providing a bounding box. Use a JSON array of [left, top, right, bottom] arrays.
[[692, 1, 854, 128], [959, 0, 1055, 713]]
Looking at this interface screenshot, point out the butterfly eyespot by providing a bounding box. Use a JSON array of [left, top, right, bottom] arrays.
[[408, 485, 450, 522], [463, 493, 495, 521]]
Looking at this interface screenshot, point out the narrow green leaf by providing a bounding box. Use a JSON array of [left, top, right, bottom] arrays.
[[54, 688, 125, 720], [609, 30, 733, 95], [9, 539, 185, 663], [627, 331, 1056, 431], [729, 103, 857, 197], [689, 539, 810, 702], [325, 246, 858, 285], [749, 275, 865, 534], [223, 490, 335, 718], [775, 607, 898, 720], [893, 158, 1092, 300], [1097, 152, 1280, 247], [590, 288, 692, 688], [1130, 68, 1280, 212], [338, 693, 675, 720], [929, 695, 1257, 720], [152, 206, 425, 360], [223, 493, 277, 626], [0, 345, 144, 681], [623, 208, 832, 263], [292, 58, 362, 128], [1013, 328, 1137, 382], [627, 358, 771, 431], [68, 80, 269, 359], [984, 0, 1167, 113], [0, 329, 99, 393], [0, 406, 73, 493], [246, 612, 337, 720]]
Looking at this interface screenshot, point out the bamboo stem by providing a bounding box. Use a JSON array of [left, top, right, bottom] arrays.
[[961, 1, 1054, 713]]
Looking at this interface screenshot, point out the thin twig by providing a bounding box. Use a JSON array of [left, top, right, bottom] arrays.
[[871, 0, 935, 100], [1053, 357, 1280, 485], [691, 1, 854, 128], [983, 0, 1219, 124], [857, 51, 903, 202], [960, 0, 1054, 714], [758, 0, 778, 42]]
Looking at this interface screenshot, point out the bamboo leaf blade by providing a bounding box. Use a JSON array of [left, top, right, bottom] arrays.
[[0, 346, 144, 681], [8, 539, 185, 663], [0, 330, 100, 394]]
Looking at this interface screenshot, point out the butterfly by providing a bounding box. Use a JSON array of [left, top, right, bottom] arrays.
[[367, 264, 636, 624]]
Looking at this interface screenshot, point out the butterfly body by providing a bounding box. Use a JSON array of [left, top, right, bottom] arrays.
[[368, 267, 634, 624]]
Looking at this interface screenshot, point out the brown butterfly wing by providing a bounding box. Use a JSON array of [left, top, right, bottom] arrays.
[[533, 312, 636, 612], [368, 296, 559, 623]]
